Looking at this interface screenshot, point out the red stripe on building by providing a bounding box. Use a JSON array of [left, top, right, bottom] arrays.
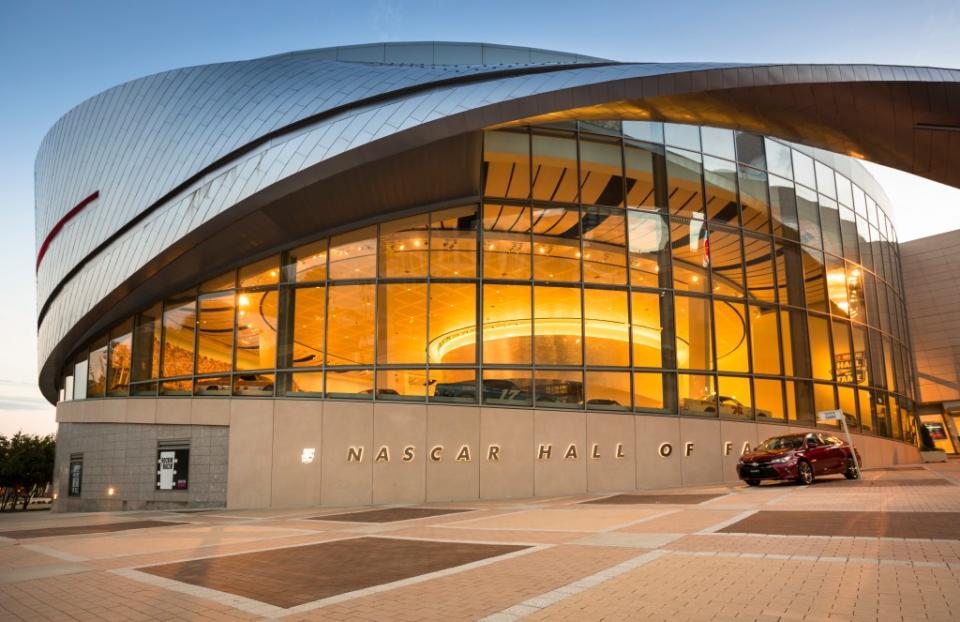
[[36, 191, 99, 271]]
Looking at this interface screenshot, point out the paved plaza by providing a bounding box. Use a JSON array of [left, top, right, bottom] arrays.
[[3, 463, 960, 621]]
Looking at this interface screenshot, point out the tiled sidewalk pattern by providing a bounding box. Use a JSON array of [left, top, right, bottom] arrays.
[[0, 463, 959, 621]]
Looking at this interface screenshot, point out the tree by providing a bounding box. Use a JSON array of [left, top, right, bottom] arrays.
[[0, 433, 56, 511]]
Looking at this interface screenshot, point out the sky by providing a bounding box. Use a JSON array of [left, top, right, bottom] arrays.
[[1, 0, 958, 437]]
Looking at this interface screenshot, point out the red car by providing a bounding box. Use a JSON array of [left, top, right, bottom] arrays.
[[737, 433, 861, 486]]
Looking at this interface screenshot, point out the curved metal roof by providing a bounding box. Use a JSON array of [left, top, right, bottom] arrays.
[[34, 41, 960, 402]]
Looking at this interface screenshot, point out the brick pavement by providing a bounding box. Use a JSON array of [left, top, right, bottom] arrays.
[[1, 465, 959, 621]]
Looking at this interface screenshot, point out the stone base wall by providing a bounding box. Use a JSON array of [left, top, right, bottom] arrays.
[[53, 421, 228, 512], [54, 399, 922, 512]]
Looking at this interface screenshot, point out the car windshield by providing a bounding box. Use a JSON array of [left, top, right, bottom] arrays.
[[757, 435, 805, 451]]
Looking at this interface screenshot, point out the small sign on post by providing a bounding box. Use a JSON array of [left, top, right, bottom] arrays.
[[817, 409, 861, 476]]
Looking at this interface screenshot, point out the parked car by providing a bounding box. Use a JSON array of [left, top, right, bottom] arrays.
[[737, 432, 861, 486]]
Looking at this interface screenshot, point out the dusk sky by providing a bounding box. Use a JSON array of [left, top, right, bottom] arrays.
[[2, 0, 958, 436]]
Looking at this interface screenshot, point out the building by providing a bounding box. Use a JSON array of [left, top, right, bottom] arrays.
[[37, 42, 957, 511], [901, 229, 960, 454]]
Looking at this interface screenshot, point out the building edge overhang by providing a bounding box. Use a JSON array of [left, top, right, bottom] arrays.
[[35, 59, 960, 403]]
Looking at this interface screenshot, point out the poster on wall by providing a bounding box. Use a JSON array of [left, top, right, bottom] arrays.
[[156, 448, 190, 490]]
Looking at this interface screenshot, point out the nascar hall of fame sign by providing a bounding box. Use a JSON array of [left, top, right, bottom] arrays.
[[337, 440, 756, 463]]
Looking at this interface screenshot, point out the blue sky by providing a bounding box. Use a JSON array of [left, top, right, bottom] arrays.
[[1, 0, 959, 435]]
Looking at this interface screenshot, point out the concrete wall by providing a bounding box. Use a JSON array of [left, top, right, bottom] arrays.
[[54, 398, 923, 512]]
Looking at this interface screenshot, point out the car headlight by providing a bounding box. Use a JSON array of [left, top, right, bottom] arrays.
[[768, 455, 793, 464]]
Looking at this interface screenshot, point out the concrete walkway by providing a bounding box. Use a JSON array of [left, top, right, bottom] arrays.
[[2, 463, 960, 621]]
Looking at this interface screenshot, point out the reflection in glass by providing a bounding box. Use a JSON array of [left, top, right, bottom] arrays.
[[87, 341, 107, 398], [429, 369, 477, 403], [808, 314, 833, 380], [107, 330, 132, 397], [239, 255, 279, 288], [430, 206, 477, 277], [735, 132, 765, 170], [627, 211, 668, 287], [132, 303, 161, 382], [792, 150, 816, 189], [717, 375, 752, 418], [664, 123, 700, 151], [667, 148, 704, 218], [195, 375, 231, 396], [234, 373, 274, 397], [326, 369, 373, 398], [532, 131, 578, 203], [700, 127, 735, 160], [738, 165, 769, 234], [287, 239, 327, 282], [535, 369, 583, 408], [579, 136, 624, 207], [764, 139, 793, 179], [623, 121, 663, 144], [483, 284, 531, 365], [671, 217, 710, 293], [585, 371, 630, 410], [709, 227, 745, 297], [819, 196, 843, 258], [679, 373, 717, 416], [582, 207, 626, 284], [624, 141, 658, 209], [484, 130, 530, 199], [768, 175, 798, 241], [483, 204, 531, 279], [380, 215, 429, 278], [743, 234, 776, 303], [377, 369, 427, 400], [675, 294, 713, 370], [815, 161, 837, 198], [533, 207, 581, 281], [429, 283, 476, 364], [703, 156, 738, 227]]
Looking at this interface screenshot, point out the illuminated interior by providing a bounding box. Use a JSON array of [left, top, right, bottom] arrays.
[[63, 120, 915, 442]]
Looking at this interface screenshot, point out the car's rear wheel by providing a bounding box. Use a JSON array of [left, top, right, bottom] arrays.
[[797, 461, 815, 485], [844, 457, 860, 480], [745, 479, 761, 487]]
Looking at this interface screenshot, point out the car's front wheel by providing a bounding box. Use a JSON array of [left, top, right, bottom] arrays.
[[797, 461, 815, 485], [844, 457, 860, 480], [745, 479, 761, 487]]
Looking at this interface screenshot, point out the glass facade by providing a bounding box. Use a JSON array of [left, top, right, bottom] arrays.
[[59, 121, 916, 443]]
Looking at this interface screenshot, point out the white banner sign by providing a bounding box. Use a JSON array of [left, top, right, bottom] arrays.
[[817, 409, 844, 422]]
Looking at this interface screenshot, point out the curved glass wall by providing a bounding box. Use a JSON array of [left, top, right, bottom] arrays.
[[58, 121, 917, 443]]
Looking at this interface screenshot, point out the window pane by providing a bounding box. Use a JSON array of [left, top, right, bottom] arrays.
[[584, 288, 629, 366], [715, 300, 749, 373], [286, 239, 327, 283], [780, 309, 797, 376], [802, 248, 827, 312], [839, 385, 858, 429], [703, 156, 738, 227], [796, 185, 822, 249], [288, 371, 323, 397], [824, 253, 848, 315], [533, 206, 581, 281], [679, 373, 717, 416], [535, 369, 583, 408], [377, 369, 427, 400], [624, 141, 658, 209], [234, 373, 274, 397], [739, 165, 770, 235], [852, 324, 869, 386], [430, 206, 477, 277], [831, 320, 852, 383], [290, 286, 325, 367], [709, 227, 745, 297], [664, 124, 700, 151], [717, 375, 752, 419], [532, 130, 578, 203], [239, 255, 279, 288], [633, 372, 666, 410], [326, 369, 373, 398], [87, 343, 107, 398], [582, 207, 626, 284], [814, 161, 836, 198], [675, 294, 714, 370], [631, 291, 663, 368], [671, 217, 710, 293], [379, 214, 429, 278], [534, 285, 582, 366], [792, 150, 816, 189], [627, 211, 668, 287], [162, 297, 196, 378], [483, 203, 531, 279], [200, 271, 236, 293], [769, 175, 799, 241], [329, 226, 376, 280], [858, 389, 874, 432], [819, 196, 843, 258], [749, 304, 781, 375], [326, 284, 375, 365], [623, 121, 663, 144], [845, 263, 866, 322], [667, 148, 704, 218], [236, 289, 278, 371], [160, 379, 192, 396], [377, 284, 426, 365], [836, 174, 853, 207], [735, 132, 765, 169], [483, 284, 531, 364], [814, 382, 838, 428], [742, 234, 776, 303], [701, 127, 735, 159], [197, 293, 234, 375], [484, 129, 529, 199], [808, 314, 833, 380], [429, 283, 476, 364], [754, 378, 785, 421], [586, 371, 630, 410], [579, 136, 624, 207], [429, 369, 478, 403], [107, 332, 132, 396], [840, 207, 859, 262], [195, 375, 231, 396], [483, 369, 532, 406], [765, 139, 793, 179], [132, 303, 161, 381]]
